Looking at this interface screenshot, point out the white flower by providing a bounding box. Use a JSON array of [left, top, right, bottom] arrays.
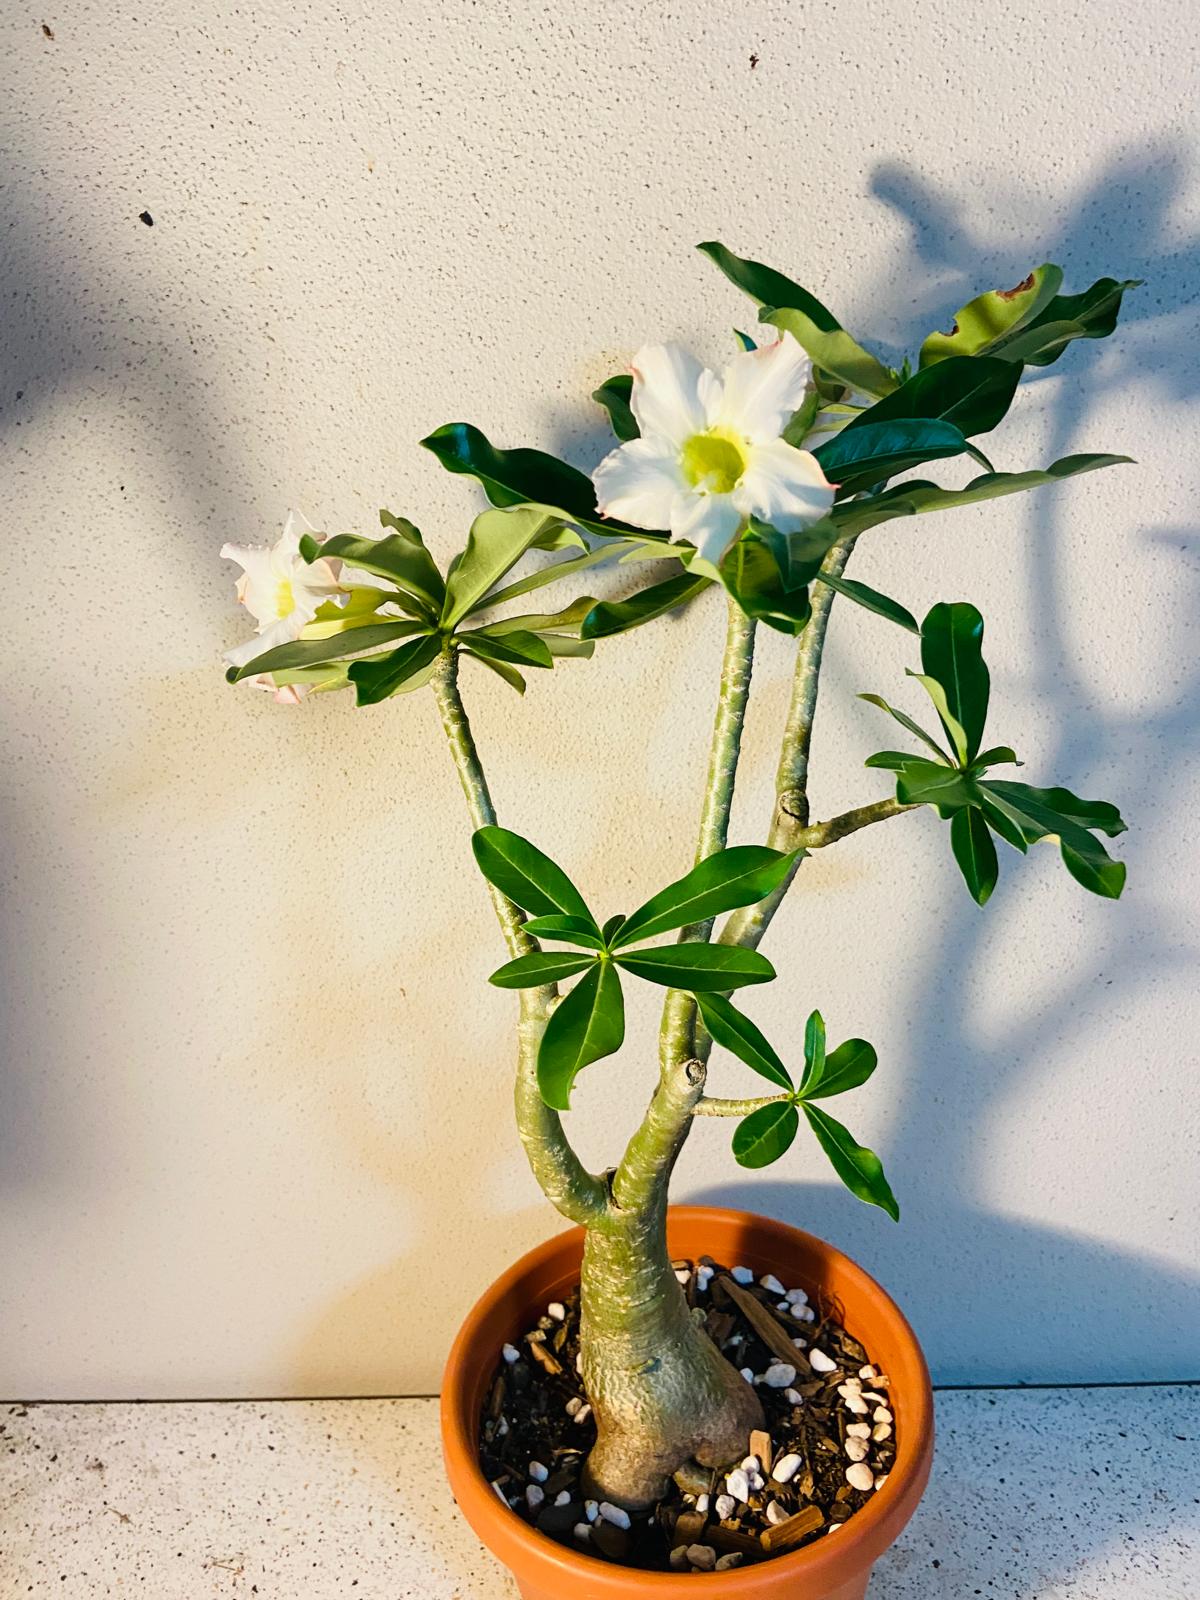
[[221, 511, 345, 671], [592, 332, 836, 571]]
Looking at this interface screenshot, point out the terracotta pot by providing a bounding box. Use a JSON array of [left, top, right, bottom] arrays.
[[442, 1205, 934, 1599]]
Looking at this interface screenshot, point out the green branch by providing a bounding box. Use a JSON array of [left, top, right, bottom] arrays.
[[796, 796, 916, 849], [430, 650, 607, 1226], [693, 1091, 790, 1118]]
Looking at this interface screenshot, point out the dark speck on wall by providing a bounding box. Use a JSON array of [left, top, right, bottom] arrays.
[[41, 21, 54, 38], [749, 51, 759, 68], [139, 211, 154, 227]]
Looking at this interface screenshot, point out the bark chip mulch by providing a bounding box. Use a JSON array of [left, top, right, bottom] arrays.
[[477, 1254, 897, 1572]]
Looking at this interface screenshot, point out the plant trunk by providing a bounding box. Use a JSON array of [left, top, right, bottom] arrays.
[[578, 1060, 763, 1509]]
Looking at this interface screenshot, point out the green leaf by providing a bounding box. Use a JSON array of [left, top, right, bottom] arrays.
[[458, 629, 554, 670], [593, 374, 638, 441], [892, 758, 974, 812], [523, 915, 607, 951], [613, 846, 796, 947], [614, 943, 776, 992], [973, 745, 1021, 770], [537, 634, 595, 659], [920, 601, 990, 762], [844, 355, 1021, 438], [376, 512, 449, 608], [814, 419, 969, 496], [907, 672, 971, 767], [581, 573, 712, 639], [733, 328, 757, 352], [442, 506, 583, 627], [482, 539, 655, 609], [977, 780, 1126, 898], [859, 693, 954, 763], [480, 598, 596, 636], [803, 1010, 826, 1087], [798, 1037, 879, 1100], [472, 827, 597, 926], [695, 994, 793, 1091], [827, 455, 1133, 541], [988, 277, 1142, 368], [801, 1102, 899, 1219], [733, 1101, 800, 1169], [601, 913, 627, 945], [718, 524, 820, 636], [950, 806, 999, 905], [697, 242, 898, 397], [919, 265, 1064, 367], [464, 653, 526, 694], [488, 951, 598, 989], [225, 619, 427, 683], [421, 421, 598, 518], [815, 573, 919, 634], [537, 961, 626, 1110], [346, 634, 442, 705], [300, 531, 443, 619]]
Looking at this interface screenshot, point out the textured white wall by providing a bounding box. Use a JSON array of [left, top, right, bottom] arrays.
[[1, 0, 1197, 1399]]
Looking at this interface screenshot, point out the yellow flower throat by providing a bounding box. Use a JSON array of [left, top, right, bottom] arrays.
[[680, 428, 747, 494]]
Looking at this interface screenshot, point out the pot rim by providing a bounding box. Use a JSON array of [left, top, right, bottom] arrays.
[[442, 1203, 934, 1592]]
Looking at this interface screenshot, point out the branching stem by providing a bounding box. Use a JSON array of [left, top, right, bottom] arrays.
[[694, 1092, 791, 1118]]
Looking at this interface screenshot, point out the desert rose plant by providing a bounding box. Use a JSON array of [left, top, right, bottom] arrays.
[[222, 243, 1135, 1513]]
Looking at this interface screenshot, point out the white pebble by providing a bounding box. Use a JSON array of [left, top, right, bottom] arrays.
[[565, 1397, 582, 1417], [792, 1336, 808, 1349], [686, 1545, 717, 1571], [776, 1300, 792, 1313], [715, 1552, 744, 1570], [846, 1422, 871, 1439], [731, 1265, 754, 1285], [838, 1377, 863, 1393], [802, 1305, 816, 1322], [844, 1396, 870, 1416], [809, 1348, 837, 1373], [874, 1473, 889, 1491], [695, 1493, 709, 1514], [554, 1490, 571, 1507], [574, 1404, 592, 1424], [771, 1452, 801, 1484], [874, 1406, 893, 1424], [526, 1484, 545, 1509], [863, 1391, 887, 1405], [491, 1480, 510, 1506], [547, 1302, 566, 1321], [675, 1267, 691, 1285], [575, 1351, 584, 1373], [763, 1362, 797, 1388], [739, 1367, 755, 1384], [501, 1343, 520, 1364], [715, 1493, 737, 1519], [573, 1522, 591, 1542], [584, 1500, 599, 1523], [846, 1462, 875, 1492], [495, 1417, 509, 1437], [599, 1502, 631, 1530], [725, 1468, 752, 1503], [760, 1273, 786, 1295], [740, 1453, 762, 1474], [784, 1387, 803, 1405], [765, 1500, 789, 1525], [528, 1461, 549, 1483], [668, 1546, 688, 1570], [873, 1423, 893, 1442], [786, 1286, 809, 1305], [826, 1522, 842, 1535], [859, 1364, 877, 1381], [696, 1265, 714, 1291], [844, 1437, 869, 1462]]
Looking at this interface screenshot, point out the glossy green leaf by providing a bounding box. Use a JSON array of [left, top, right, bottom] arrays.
[[988, 277, 1141, 367], [614, 943, 776, 992], [458, 629, 554, 669], [977, 780, 1126, 898], [537, 961, 626, 1110], [581, 573, 711, 639], [950, 806, 999, 906], [482, 539, 654, 609], [798, 1037, 879, 1100], [300, 531, 442, 619], [733, 328, 758, 352], [814, 418, 969, 496], [523, 914, 607, 951], [593, 373, 638, 441], [613, 846, 796, 948], [801, 1102, 899, 1220], [973, 745, 1021, 770], [464, 652, 526, 694], [859, 693, 954, 763], [920, 602, 990, 762], [803, 1010, 826, 1086], [826, 455, 1133, 540], [538, 634, 595, 659], [919, 265, 1063, 367], [488, 951, 598, 989], [907, 672, 971, 767], [442, 507, 583, 627], [697, 242, 898, 397], [892, 758, 974, 811], [718, 523, 829, 635], [421, 421, 598, 517], [225, 619, 427, 683], [376, 512, 448, 608], [472, 827, 597, 926], [480, 598, 595, 636], [695, 994, 793, 1091], [844, 355, 1021, 438], [346, 634, 442, 705], [733, 1101, 800, 1169], [816, 573, 919, 634]]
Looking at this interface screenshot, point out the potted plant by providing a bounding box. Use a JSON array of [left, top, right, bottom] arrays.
[[221, 241, 1136, 1596]]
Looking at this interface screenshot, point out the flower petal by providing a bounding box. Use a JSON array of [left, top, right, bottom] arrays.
[[223, 615, 302, 670], [628, 344, 709, 444], [717, 331, 813, 444], [671, 492, 743, 566], [593, 436, 685, 531], [736, 438, 836, 532], [277, 509, 322, 558]]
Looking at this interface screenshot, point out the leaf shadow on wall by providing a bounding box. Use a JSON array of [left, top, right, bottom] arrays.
[[693, 150, 1200, 1591]]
